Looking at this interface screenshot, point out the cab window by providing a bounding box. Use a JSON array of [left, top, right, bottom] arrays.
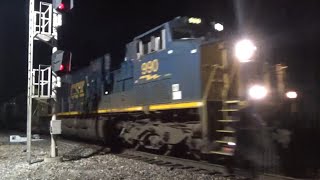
[[137, 29, 166, 58]]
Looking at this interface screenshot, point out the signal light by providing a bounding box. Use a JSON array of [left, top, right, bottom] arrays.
[[58, 3, 65, 10], [59, 64, 64, 71], [53, 0, 73, 12], [52, 50, 72, 74], [61, 52, 72, 73]]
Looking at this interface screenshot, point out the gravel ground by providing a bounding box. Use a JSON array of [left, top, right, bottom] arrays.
[[0, 131, 232, 180]]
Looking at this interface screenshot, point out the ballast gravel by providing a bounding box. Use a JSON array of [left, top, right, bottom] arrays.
[[0, 131, 234, 180]]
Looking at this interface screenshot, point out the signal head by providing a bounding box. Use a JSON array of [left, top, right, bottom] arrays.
[[53, 0, 73, 13], [52, 50, 72, 74]]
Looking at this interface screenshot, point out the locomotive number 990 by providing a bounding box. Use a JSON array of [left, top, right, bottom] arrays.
[[141, 59, 159, 75]]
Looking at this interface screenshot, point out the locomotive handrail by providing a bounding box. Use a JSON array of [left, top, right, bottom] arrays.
[[202, 64, 222, 101]]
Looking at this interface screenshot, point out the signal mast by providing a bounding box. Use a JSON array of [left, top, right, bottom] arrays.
[[26, 0, 73, 164]]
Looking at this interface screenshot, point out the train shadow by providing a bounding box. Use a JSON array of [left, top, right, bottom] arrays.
[[62, 145, 111, 162]]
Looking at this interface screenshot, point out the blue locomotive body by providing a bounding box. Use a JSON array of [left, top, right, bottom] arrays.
[[56, 17, 236, 157], [59, 56, 105, 113], [102, 38, 203, 108], [56, 16, 276, 167], [58, 17, 214, 114]]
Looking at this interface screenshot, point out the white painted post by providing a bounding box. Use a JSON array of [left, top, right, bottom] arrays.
[[50, 110, 57, 157]]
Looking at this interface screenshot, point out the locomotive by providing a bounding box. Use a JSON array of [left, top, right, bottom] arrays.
[[52, 16, 292, 171], [0, 16, 317, 178]]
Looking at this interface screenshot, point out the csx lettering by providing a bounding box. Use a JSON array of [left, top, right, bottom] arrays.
[[141, 59, 159, 75], [70, 81, 85, 99]]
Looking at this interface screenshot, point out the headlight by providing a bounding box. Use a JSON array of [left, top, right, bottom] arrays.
[[188, 17, 202, 24], [248, 85, 267, 100], [286, 91, 297, 99], [214, 23, 224, 31], [235, 39, 257, 62]]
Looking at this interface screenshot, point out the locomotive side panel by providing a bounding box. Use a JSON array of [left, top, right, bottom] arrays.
[[58, 57, 105, 114], [131, 41, 202, 106]]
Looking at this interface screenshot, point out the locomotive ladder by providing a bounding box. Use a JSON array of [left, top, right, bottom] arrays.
[[211, 100, 239, 156], [211, 49, 240, 156]]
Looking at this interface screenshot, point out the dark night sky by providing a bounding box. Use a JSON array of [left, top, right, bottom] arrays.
[[0, 0, 320, 103]]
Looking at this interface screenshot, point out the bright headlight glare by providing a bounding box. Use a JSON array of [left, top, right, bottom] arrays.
[[235, 39, 257, 62], [286, 91, 297, 99], [214, 23, 224, 31], [248, 85, 267, 100]]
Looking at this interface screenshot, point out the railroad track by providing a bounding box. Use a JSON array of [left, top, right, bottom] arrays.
[[119, 150, 300, 180], [57, 137, 300, 180]]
